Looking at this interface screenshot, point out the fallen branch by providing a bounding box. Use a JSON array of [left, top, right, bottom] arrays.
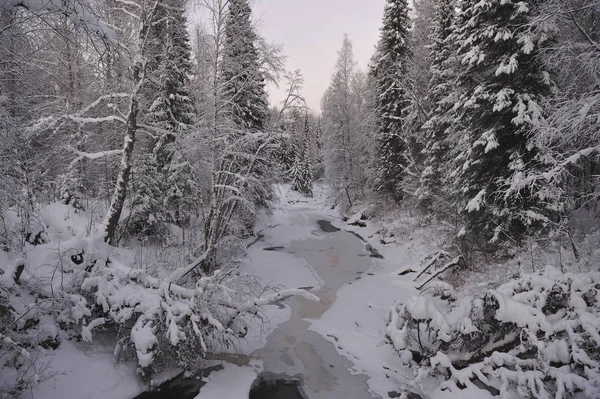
[[168, 251, 209, 283], [414, 251, 450, 282], [225, 289, 320, 329], [417, 256, 462, 290]]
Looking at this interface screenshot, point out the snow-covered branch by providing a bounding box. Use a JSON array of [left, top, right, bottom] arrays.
[[387, 267, 600, 398], [1, 0, 117, 43], [67, 146, 123, 161], [67, 146, 123, 167], [67, 114, 126, 125]]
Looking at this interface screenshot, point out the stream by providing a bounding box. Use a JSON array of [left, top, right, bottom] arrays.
[[136, 205, 380, 399]]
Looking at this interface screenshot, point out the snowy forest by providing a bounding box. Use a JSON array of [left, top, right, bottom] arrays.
[[0, 0, 599, 397]]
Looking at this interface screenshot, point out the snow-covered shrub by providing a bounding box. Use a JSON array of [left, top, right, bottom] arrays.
[[386, 267, 600, 398], [51, 238, 317, 379], [0, 260, 59, 396]]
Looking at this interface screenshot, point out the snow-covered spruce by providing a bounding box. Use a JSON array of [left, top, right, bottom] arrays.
[[386, 267, 600, 398], [289, 114, 314, 197], [54, 238, 318, 378], [370, 0, 413, 200]]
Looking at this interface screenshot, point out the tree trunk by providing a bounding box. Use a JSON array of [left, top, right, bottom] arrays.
[[102, 61, 144, 244]]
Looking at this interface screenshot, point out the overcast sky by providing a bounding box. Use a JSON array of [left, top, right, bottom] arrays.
[[253, 0, 386, 112]]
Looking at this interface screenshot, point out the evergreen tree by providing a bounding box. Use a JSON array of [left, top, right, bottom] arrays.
[[290, 114, 313, 196], [418, 0, 459, 208], [447, 0, 551, 242], [221, 0, 268, 132], [150, 0, 197, 229], [314, 119, 323, 152], [129, 0, 197, 237], [312, 118, 325, 180], [149, 0, 196, 145], [273, 133, 297, 178], [127, 155, 165, 238], [370, 0, 413, 200]]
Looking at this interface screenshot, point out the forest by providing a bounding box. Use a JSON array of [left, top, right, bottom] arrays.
[[0, 0, 599, 398]]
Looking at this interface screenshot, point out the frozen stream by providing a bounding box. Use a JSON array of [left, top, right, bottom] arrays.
[[136, 199, 383, 399], [246, 206, 381, 399]]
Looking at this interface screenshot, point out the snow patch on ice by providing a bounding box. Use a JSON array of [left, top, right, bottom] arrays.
[[194, 364, 259, 399]]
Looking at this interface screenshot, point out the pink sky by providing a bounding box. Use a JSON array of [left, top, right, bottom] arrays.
[[254, 0, 386, 112]]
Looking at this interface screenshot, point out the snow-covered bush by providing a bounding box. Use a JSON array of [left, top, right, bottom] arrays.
[[51, 238, 316, 378], [0, 259, 59, 396], [386, 267, 600, 398]]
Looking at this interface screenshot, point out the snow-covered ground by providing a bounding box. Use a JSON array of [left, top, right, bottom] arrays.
[[304, 201, 443, 397], [0, 203, 146, 399], [3, 184, 431, 399], [194, 363, 261, 399], [16, 184, 593, 399], [29, 339, 144, 399]]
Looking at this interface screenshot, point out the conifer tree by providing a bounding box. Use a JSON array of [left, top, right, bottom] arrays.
[[127, 155, 164, 238], [150, 0, 197, 229], [290, 114, 313, 196], [314, 119, 323, 152], [370, 0, 413, 200], [149, 0, 196, 153], [221, 0, 268, 132], [418, 0, 459, 208], [448, 0, 551, 242], [128, 0, 197, 237]]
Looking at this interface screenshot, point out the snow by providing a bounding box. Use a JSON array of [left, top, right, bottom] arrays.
[[518, 33, 535, 54], [488, 289, 553, 335], [466, 188, 486, 212], [30, 339, 144, 399], [431, 384, 495, 399], [0, 203, 144, 399], [404, 295, 452, 340], [6, 186, 600, 399], [39, 202, 98, 239], [81, 318, 106, 343], [131, 318, 158, 367], [245, 243, 323, 291], [237, 186, 327, 352], [223, 185, 418, 398], [306, 206, 436, 398], [492, 88, 514, 112], [494, 54, 518, 76], [194, 363, 260, 399]]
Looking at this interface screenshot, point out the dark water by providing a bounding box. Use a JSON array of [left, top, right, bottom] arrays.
[[134, 369, 306, 399], [263, 246, 286, 251], [133, 366, 223, 399], [249, 374, 307, 399], [317, 220, 340, 233]]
